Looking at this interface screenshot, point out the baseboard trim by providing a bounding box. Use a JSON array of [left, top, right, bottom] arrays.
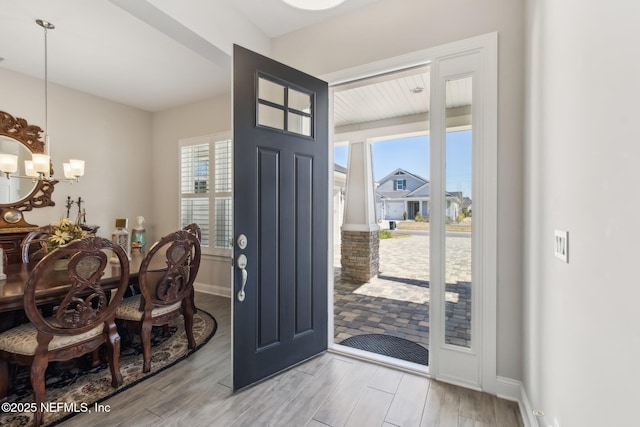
[[496, 375, 521, 401], [194, 282, 231, 298], [496, 376, 537, 427]]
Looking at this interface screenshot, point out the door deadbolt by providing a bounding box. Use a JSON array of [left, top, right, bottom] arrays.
[[237, 234, 248, 250]]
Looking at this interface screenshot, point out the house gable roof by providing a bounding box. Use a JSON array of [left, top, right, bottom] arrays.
[[376, 168, 429, 186], [407, 182, 431, 197]]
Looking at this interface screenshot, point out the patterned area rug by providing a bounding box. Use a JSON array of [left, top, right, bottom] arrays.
[[0, 310, 217, 427], [339, 334, 429, 365]]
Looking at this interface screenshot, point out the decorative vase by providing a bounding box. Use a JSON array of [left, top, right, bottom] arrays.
[[131, 215, 146, 253], [111, 218, 131, 261]]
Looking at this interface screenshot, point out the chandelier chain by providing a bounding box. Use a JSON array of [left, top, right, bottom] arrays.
[[44, 24, 48, 147]]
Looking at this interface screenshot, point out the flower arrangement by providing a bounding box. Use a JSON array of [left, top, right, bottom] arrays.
[[45, 218, 88, 252]]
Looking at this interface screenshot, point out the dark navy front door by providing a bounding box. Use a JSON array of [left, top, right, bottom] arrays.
[[232, 45, 329, 391]]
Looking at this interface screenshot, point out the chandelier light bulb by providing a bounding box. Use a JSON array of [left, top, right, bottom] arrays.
[[69, 159, 85, 177], [32, 154, 50, 174], [0, 154, 18, 174], [63, 163, 73, 179]]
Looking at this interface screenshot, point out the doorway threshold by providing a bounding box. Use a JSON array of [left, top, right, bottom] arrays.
[[329, 343, 430, 377]]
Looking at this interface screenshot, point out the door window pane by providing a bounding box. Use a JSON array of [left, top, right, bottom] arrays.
[[258, 104, 285, 130], [288, 112, 311, 136], [257, 74, 314, 137], [258, 77, 285, 106], [289, 88, 312, 113], [444, 75, 473, 348]]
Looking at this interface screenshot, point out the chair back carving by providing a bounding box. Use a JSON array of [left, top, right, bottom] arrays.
[[182, 223, 202, 241], [23, 237, 130, 336], [138, 229, 201, 310], [20, 225, 54, 263]]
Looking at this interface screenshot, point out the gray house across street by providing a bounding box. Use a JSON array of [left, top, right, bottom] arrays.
[[375, 168, 463, 221]]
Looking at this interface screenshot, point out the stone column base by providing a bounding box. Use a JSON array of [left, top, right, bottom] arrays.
[[340, 229, 379, 284]]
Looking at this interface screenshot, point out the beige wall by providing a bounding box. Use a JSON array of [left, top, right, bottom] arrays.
[[0, 68, 153, 239], [151, 94, 232, 293], [272, 0, 526, 382], [525, 1, 640, 425], [150, 94, 231, 238]]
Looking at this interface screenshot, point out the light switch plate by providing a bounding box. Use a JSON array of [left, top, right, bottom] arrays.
[[554, 230, 568, 263]]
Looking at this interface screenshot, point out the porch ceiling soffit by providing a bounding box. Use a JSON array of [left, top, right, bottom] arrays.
[[334, 113, 429, 144], [333, 106, 471, 145]]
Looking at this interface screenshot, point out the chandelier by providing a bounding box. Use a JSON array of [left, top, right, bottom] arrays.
[[0, 19, 85, 182]]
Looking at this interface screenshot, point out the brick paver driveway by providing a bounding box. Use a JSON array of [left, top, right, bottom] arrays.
[[333, 231, 472, 361]]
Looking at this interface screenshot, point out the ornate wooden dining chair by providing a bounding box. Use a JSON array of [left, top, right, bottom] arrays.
[[182, 223, 201, 313], [182, 222, 202, 241], [0, 237, 130, 426], [115, 229, 201, 373], [20, 225, 54, 263], [21, 225, 103, 367]]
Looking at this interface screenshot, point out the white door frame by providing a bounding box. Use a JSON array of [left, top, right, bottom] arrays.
[[323, 32, 497, 393]]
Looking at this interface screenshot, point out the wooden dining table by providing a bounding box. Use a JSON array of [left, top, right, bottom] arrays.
[[0, 252, 146, 315]]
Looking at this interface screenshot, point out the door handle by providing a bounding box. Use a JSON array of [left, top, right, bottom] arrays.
[[237, 254, 248, 302]]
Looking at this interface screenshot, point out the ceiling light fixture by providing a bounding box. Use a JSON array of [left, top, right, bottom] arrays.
[[0, 19, 85, 182], [410, 87, 424, 94], [282, 0, 346, 11]]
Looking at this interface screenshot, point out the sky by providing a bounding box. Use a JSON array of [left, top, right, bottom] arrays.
[[334, 130, 472, 197]]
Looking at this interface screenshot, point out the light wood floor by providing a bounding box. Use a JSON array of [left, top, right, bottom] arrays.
[[62, 293, 523, 427]]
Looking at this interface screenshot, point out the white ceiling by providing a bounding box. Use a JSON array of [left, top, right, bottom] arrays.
[[0, 0, 470, 131], [0, 0, 383, 112]]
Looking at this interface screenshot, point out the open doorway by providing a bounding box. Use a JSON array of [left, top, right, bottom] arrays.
[[332, 66, 432, 367], [331, 64, 475, 372]]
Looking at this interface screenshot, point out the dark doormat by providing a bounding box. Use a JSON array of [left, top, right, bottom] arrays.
[[339, 334, 429, 366]]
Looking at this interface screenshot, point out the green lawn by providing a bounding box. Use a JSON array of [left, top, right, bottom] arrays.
[[378, 229, 411, 239], [394, 220, 472, 233]]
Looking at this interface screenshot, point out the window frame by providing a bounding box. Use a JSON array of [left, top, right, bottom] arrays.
[[395, 179, 406, 190], [178, 132, 233, 257], [256, 73, 315, 138]]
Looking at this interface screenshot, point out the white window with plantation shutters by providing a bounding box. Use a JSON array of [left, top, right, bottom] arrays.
[[179, 132, 232, 256]]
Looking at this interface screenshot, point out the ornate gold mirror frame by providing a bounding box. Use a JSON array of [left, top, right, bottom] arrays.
[[0, 111, 57, 229]]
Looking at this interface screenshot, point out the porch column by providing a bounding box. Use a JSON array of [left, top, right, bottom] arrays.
[[341, 140, 379, 283]]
